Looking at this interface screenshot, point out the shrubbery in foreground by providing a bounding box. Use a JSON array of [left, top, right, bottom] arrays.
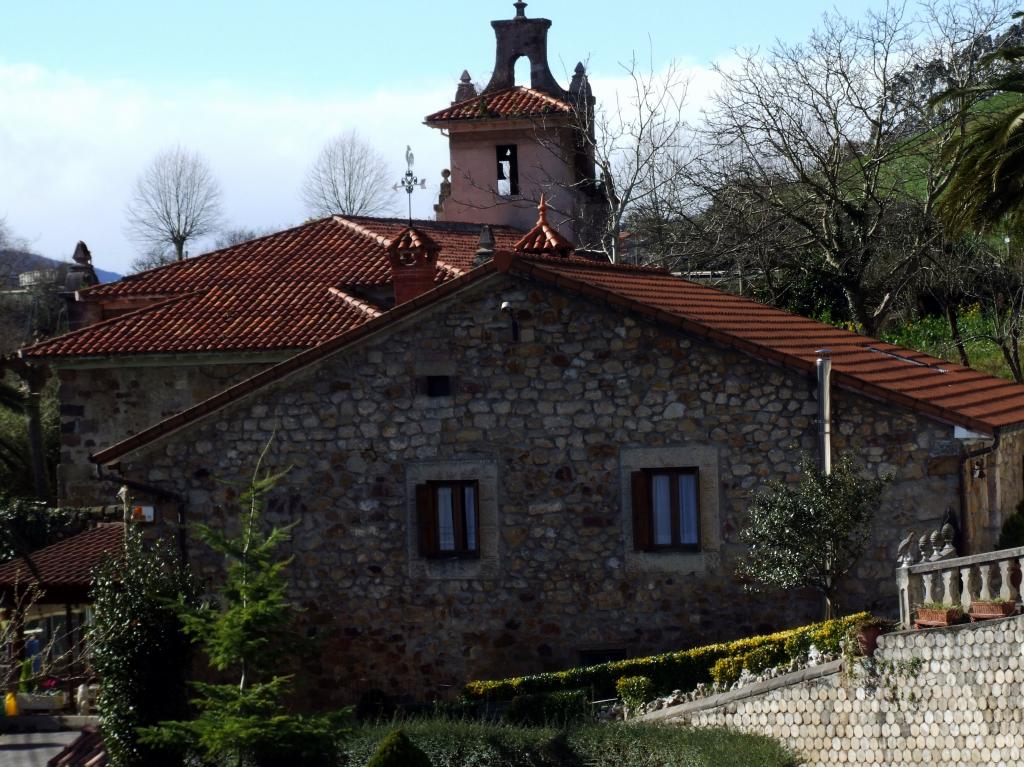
[[342, 719, 798, 767]]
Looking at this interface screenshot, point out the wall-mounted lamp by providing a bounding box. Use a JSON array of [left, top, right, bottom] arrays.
[[972, 460, 986, 479]]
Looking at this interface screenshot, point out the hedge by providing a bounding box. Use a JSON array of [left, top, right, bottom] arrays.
[[463, 612, 870, 701]]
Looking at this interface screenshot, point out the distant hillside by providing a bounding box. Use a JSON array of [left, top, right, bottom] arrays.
[[0, 249, 120, 289]]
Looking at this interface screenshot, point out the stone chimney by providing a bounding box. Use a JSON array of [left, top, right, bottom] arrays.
[[387, 227, 441, 305], [483, 2, 566, 97], [474, 225, 496, 266]]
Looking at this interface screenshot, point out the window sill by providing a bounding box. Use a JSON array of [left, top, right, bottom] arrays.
[[624, 549, 719, 575]]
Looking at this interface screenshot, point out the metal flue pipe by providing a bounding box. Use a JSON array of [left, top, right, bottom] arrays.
[[816, 350, 832, 476]]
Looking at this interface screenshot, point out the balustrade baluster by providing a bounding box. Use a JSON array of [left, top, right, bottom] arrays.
[[979, 563, 993, 601], [941, 568, 958, 606], [999, 560, 1014, 602], [922, 571, 935, 605], [960, 566, 973, 611]]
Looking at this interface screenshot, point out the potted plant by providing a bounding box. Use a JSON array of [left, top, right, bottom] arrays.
[[915, 603, 964, 628], [847, 616, 894, 657], [968, 598, 1018, 621]]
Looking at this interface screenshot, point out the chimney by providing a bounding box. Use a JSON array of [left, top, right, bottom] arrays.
[[474, 225, 496, 266], [387, 227, 441, 305]]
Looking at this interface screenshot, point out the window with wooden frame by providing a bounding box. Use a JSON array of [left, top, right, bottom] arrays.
[[630, 468, 700, 552], [416, 480, 480, 558]]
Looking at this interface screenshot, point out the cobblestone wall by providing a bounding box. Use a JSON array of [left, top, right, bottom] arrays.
[[56, 359, 272, 505], [102, 276, 977, 700], [661, 615, 1024, 767]]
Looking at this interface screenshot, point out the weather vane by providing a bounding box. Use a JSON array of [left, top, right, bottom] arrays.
[[393, 145, 427, 226]]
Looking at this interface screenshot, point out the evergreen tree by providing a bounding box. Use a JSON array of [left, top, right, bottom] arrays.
[[737, 456, 888, 619], [139, 443, 349, 767], [90, 525, 198, 767]]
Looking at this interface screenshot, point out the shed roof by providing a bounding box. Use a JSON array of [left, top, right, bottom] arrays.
[[0, 524, 123, 603]]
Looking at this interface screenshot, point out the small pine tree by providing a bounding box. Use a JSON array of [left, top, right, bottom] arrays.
[[139, 442, 349, 767], [365, 729, 432, 767], [738, 455, 888, 619], [90, 525, 198, 767]]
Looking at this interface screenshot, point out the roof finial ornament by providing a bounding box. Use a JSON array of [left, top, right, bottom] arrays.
[[514, 1, 527, 18], [537, 193, 549, 221]]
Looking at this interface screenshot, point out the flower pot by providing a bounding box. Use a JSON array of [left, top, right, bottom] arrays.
[[856, 625, 885, 657], [914, 606, 963, 628], [968, 600, 1017, 622], [15, 691, 66, 712]]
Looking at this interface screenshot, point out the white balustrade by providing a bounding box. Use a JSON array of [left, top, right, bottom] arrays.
[[896, 544, 1024, 629]]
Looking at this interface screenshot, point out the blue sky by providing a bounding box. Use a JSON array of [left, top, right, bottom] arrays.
[[0, 0, 884, 273]]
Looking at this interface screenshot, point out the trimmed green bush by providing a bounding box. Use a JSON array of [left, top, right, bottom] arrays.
[[365, 729, 431, 767], [464, 613, 869, 701], [504, 689, 589, 726], [615, 675, 653, 715]]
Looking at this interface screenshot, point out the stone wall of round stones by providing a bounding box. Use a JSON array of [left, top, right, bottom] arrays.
[[668, 616, 1024, 766]]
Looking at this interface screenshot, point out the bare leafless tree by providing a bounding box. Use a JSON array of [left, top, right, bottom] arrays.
[[125, 146, 224, 263], [301, 130, 395, 218], [690, 1, 1014, 335], [214, 226, 280, 250]]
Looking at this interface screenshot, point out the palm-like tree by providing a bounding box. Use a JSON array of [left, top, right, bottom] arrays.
[[933, 22, 1024, 235]]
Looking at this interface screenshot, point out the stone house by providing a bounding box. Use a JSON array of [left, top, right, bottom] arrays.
[[19, 4, 1024, 702]]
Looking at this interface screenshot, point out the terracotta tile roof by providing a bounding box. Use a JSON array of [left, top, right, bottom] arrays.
[[90, 254, 1024, 466], [514, 195, 574, 256], [21, 217, 521, 358], [425, 86, 574, 123], [0, 524, 123, 601]]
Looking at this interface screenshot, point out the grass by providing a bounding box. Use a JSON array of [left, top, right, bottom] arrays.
[[341, 719, 799, 767], [880, 305, 1017, 380]]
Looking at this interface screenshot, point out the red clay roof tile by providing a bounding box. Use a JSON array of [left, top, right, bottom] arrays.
[[0, 524, 123, 598], [425, 86, 574, 123], [22, 217, 521, 358]]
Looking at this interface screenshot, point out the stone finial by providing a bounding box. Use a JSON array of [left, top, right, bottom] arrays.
[[929, 529, 943, 561], [918, 533, 931, 562], [455, 70, 478, 102], [72, 241, 92, 265], [514, 1, 527, 18], [939, 522, 957, 559], [474, 225, 496, 266]]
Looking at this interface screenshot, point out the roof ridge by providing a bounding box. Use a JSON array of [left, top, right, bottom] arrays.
[[332, 215, 392, 248], [326, 287, 383, 319]]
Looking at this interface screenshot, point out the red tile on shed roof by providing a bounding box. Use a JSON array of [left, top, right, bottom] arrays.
[[425, 86, 574, 123], [0, 524, 123, 595], [22, 217, 522, 358]]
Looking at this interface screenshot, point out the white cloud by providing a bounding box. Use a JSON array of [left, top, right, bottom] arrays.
[[0, 57, 725, 274], [0, 62, 454, 273]]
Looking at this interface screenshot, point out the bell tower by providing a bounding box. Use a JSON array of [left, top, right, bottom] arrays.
[[424, 2, 605, 249]]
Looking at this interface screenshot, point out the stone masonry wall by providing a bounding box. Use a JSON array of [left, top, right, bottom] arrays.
[[57, 360, 269, 505], [114, 275, 968, 701], [657, 614, 1024, 767]]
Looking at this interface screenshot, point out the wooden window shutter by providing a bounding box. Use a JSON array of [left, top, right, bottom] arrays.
[[631, 470, 652, 551], [415, 483, 437, 557]]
